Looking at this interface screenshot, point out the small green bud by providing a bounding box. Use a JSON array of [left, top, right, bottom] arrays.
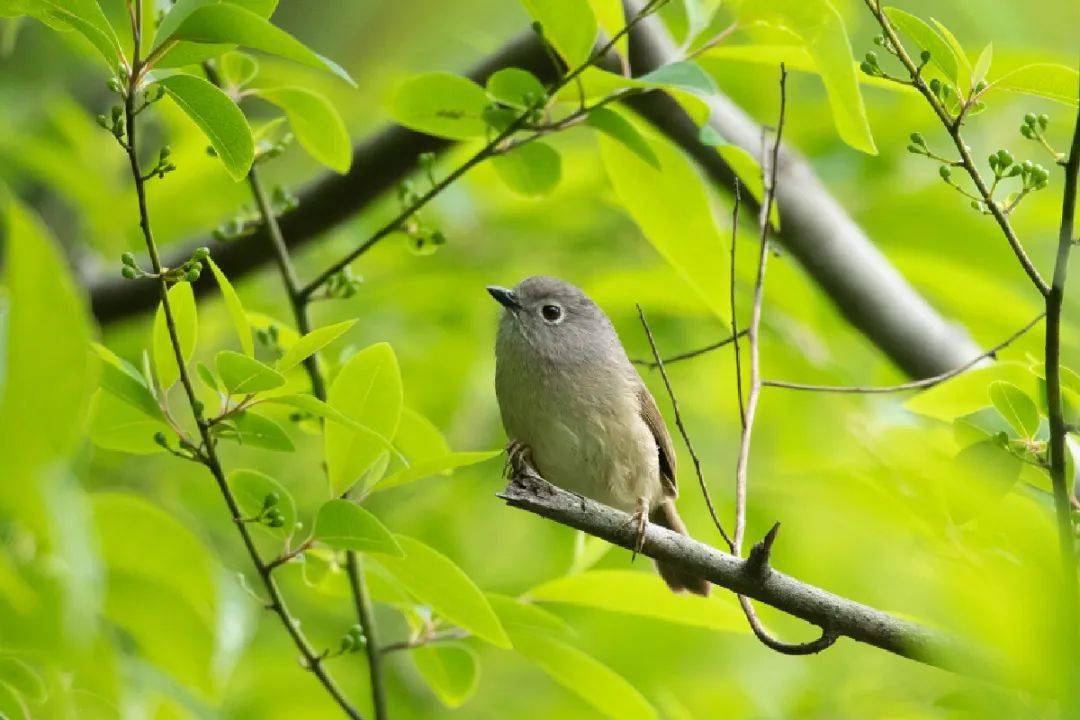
[[1037, 113, 1049, 129], [107, 77, 122, 93], [340, 635, 355, 652], [859, 61, 875, 76], [418, 151, 435, 168], [262, 492, 280, 510], [160, 145, 172, 159], [1006, 165, 1023, 177], [121, 266, 137, 280], [864, 51, 878, 65], [193, 246, 210, 261], [973, 80, 987, 93], [153, 431, 168, 447], [96, 114, 109, 129], [184, 269, 201, 283], [919, 49, 931, 64], [928, 78, 941, 95], [939, 165, 952, 179], [906, 144, 921, 154], [430, 229, 446, 246], [970, 200, 981, 211], [206, 145, 218, 157], [909, 132, 924, 146], [987, 154, 999, 171], [121, 251, 136, 266], [111, 105, 123, 122], [1024, 112, 1037, 126], [996, 149, 1013, 167]]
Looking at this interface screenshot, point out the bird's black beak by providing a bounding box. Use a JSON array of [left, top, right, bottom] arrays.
[[486, 285, 521, 311]]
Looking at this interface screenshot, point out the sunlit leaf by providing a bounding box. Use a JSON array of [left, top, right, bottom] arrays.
[[91, 343, 163, 420], [883, 7, 959, 85], [220, 50, 259, 87], [486, 67, 547, 110], [254, 87, 352, 173], [413, 643, 479, 708], [229, 469, 296, 535], [972, 43, 993, 85], [325, 342, 403, 496], [152, 282, 198, 390], [390, 72, 490, 140], [216, 350, 285, 394], [585, 106, 659, 169], [393, 407, 450, 460], [520, 0, 597, 67], [988, 381, 1039, 438], [206, 257, 253, 356], [374, 535, 511, 648], [377, 450, 501, 492], [313, 499, 402, 555], [639, 61, 717, 96], [225, 410, 294, 451], [529, 570, 744, 631], [487, 593, 573, 638], [989, 63, 1079, 106], [928, 17, 972, 91], [700, 44, 918, 93], [18, 0, 121, 71], [491, 141, 562, 197], [275, 319, 356, 373], [156, 74, 255, 181], [585, 0, 626, 58], [88, 390, 170, 455]]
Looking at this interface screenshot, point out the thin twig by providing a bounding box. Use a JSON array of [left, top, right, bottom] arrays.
[[298, 0, 666, 299], [762, 313, 1045, 394], [636, 305, 734, 552], [120, 11, 362, 719], [731, 180, 746, 429], [630, 328, 747, 368], [380, 629, 471, 656], [731, 65, 837, 655]]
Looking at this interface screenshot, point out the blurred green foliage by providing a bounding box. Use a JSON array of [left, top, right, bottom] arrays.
[[0, 0, 1078, 718]]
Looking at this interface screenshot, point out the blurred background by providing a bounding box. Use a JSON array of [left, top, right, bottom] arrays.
[[0, 0, 1078, 718]]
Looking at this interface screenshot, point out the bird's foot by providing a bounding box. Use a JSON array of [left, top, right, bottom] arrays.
[[505, 440, 538, 480], [623, 496, 649, 561]]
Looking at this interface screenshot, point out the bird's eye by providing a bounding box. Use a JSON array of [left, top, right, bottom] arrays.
[[541, 304, 563, 323]]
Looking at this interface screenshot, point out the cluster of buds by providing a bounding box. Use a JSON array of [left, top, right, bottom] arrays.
[[396, 180, 447, 256], [143, 145, 177, 181], [152, 430, 201, 461], [120, 246, 209, 282], [96, 104, 127, 144], [337, 624, 366, 654], [259, 492, 287, 529], [1020, 112, 1050, 139], [324, 266, 363, 299], [253, 132, 295, 165], [987, 149, 1049, 191]]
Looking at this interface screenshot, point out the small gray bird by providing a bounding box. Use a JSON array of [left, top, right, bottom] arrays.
[[489, 276, 709, 596]]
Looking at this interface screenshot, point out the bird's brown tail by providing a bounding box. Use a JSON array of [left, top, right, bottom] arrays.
[[649, 500, 710, 596]]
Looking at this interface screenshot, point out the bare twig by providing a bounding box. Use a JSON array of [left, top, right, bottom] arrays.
[[630, 328, 747, 367], [379, 629, 470, 656], [730, 66, 837, 655], [120, 10, 362, 719], [636, 305, 734, 551], [762, 313, 1045, 394], [731, 180, 746, 429]]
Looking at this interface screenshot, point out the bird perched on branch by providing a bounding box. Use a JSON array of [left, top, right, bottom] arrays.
[[488, 276, 709, 596]]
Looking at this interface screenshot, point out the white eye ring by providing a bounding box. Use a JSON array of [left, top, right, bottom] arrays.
[[540, 303, 563, 324]]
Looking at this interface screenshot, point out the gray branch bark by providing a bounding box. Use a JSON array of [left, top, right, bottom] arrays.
[[87, 22, 980, 378], [500, 472, 1003, 680]]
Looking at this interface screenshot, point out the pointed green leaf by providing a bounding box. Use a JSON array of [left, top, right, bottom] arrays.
[[375, 535, 511, 648], [161, 3, 355, 86], [491, 141, 562, 197], [221, 50, 259, 87], [390, 72, 490, 140], [529, 570, 744, 631], [196, 362, 219, 391], [598, 116, 729, 320], [972, 43, 992, 85], [413, 643, 479, 708], [638, 61, 717, 96], [988, 381, 1039, 438], [156, 74, 254, 181], [989, 64, 1079, 107], [394, 407, 450, 460], [226, 410, 293, 451], [585, 0, 626, 58], [229, 469, 295, 535], [215, 350, 285, 394], [520, 0, 597, 67], [585, 106, 659, 169], [19, 0, 121, 71], [905, 362, 1037, 422], [254, 87, 351, 173], [325, 343, 403, 496], [313, 499, 402, 555], [511, 631, 657, 720], [89, 389, 170, 455], [486, 67, 547, 109], [487, 594, 573, 638], [91, 343, 164, 420], [152, 281, 198, 390], [883, 7, 959, 85], [377, 451, 501, 492], [275, 319, 356, 373], [206, 257, 252, 356], [929, 17, 971, 90]]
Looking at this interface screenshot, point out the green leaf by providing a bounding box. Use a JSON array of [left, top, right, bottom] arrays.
[[276, 318, 356, 373], [905, 362, 1036, 422], [487, 593, 573, 638], [585, 107, 659, 169], [585, 0, 626, 58], [700, 44, 918, 93], [883, 7, 959, 85], [221, 50, 259, 87], [313, 499, 402, 555], [638, 61, 717, 96], [520, 0, 597, 67], [152, 281, 198, 390], [390, 72, 490, 140], [89, 389, 170, 455], [19, 0, 122, 71], [741, 0, 876, 154], [225, 410, 294, 451], [714, 144, 779, 228], [989, 64, 1080, 107], [988, 381, 1039, 438], [949, 440, 1023, 522], [412, 643, 479, 708], [91, 343, 164, 421], [206, 257, 253, 356], [260, 393, 393, 445], [566, 67, 711, 125], [229, 469, 296, 535], [972, 43, 992, 85], [0, 196, 98, 502], [491, 141, 562, 197], [598, 114, 730, 320], [929, 18, 972, 91], [156, 74, 255, 181], [325, 343, 404, 496], [393, 407, 451, 460], [510, 631, 657, 720], [377, 451, 501, 492], [254, 87, 351, 173], [529, 570, 744, 631], [487, 67, 547, 109], [215, 350, 285, 394], [158, 3, 354, 86], [196, 362, 219, 391], [374, 535, 511, 648]]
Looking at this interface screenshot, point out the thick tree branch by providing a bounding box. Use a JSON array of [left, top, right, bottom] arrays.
[[500, 472, 1003, 679]]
